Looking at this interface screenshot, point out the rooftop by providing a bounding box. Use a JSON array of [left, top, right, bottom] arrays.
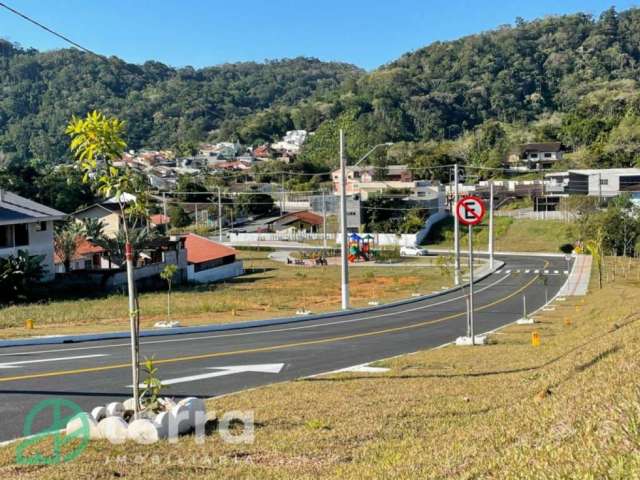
[[0, 189, 66, 225], [184, 234, 237, 264]]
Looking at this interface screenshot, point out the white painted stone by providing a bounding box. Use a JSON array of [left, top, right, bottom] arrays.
[[170, 404, 193, 434], [367, 301, 380, 306], [66, 412, 101, 440], [455, 335, 487, 346], [159, 397, 177, 410], [105, 402, 125, 418], [128, 418, 160, 444], [154, 411, 171, 439], [98, 416, 129, 444], [517, 318, 536, 325], [90, 406, 106, 422], [122, 398, 137, 411]]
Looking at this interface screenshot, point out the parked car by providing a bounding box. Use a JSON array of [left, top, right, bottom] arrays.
[[400, 245, 428, 257]]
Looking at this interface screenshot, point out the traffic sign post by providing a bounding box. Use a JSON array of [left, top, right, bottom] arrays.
[[455, 196, 486, 346]]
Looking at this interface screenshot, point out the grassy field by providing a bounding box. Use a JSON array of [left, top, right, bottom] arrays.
[[0, 250, 456, 339], [2, 258, 639, 479], [425, 216, 574, 253]]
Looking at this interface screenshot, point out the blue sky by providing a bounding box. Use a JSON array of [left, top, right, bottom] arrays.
[[0, 0, 637, 70]]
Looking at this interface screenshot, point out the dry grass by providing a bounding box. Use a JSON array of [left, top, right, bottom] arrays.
[[0, 251, 455, 339], [1, 258, 639, 479]]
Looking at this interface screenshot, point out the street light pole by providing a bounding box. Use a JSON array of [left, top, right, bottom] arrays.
[[339, 129, 349, 310], [322, 190, 327, 251], [454, 164, 461, 285]]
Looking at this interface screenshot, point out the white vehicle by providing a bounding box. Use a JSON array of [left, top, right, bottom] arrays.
[[400, 245, 428, 257]]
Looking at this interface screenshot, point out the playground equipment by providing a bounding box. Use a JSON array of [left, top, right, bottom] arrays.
[[348, 233, 374, 263]]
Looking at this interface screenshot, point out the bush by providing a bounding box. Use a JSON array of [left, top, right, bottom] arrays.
[[559, 243, 575, 254]]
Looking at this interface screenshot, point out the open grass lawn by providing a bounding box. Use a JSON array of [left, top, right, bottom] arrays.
[[1, 258, 639, 479], [425, 216, 574, 253], [0, 251, 455, 339]]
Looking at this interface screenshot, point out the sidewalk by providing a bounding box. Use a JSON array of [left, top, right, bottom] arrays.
[[558, 254, 592, 296]]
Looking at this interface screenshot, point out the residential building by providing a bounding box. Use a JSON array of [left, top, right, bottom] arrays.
[[271, 130, 308, 154], [267, 211, 323, 233], [331, 165, 413, 196], [54, 237, 108, 273], [72, 203, 124, 238], [565, 168, 640, 198], [184, 233, 244, 284], [507, 142, 563, 170], [0, 189, 66, 281]]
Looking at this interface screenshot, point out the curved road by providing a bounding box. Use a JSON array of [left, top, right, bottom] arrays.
[[0, 254, 570, 442]]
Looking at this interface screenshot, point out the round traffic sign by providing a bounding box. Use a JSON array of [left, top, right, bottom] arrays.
[[456, 195, 486, 226]]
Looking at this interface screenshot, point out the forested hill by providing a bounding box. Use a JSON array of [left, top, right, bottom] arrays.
[[0, 42, 362, 163], [293, 7, 640, 171]]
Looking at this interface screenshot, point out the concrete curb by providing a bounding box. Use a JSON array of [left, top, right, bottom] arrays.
[[0, 260, 505, 349]]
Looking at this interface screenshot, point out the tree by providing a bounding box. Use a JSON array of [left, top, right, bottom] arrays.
[[54, 221, 84, 273], [169, 205, 192, 229], [66, 110, 145, 416], [159, 264, 178, 322], [0, 250, 45, 304], [81, 218, 105, 240]]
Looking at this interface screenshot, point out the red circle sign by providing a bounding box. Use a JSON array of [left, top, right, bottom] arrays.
[[456, 195, 486, 226]]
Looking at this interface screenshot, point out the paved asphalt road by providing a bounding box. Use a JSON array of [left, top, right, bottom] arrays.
[[0, 254, 570, 442]]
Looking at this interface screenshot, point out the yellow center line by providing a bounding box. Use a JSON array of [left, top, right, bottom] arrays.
[[0, 263, 547, 384]]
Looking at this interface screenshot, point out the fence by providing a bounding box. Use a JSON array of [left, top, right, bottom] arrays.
[[494, 208, 577, 221]]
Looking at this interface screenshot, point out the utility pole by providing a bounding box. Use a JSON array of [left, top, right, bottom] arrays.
[[488, 181, 494, 269], [598, 172, 602, 205], [339, 129, 349, 310], [453, 164, 461, 285], [162, 192, 167, 223], [322, 190, 327, 251], [125, 242, 140, 416], [217, 187, 222, 242]]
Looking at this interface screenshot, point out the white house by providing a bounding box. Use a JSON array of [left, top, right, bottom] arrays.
[[566, 168, 640, 198], [0, 189, 66, 281], [507, 142, 563, 170], [184, 234, 243, 284]]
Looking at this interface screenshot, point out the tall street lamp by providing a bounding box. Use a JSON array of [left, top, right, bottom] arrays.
[[339, 129, 393, 310]]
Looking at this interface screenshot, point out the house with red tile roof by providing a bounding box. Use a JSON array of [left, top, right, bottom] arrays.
[[54, 237, 108, 273], [183, 233, 244, 284]]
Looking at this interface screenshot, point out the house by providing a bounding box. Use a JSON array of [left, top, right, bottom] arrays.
[[150, 214, 171, 228], [0, 189, 66, 281], [507, 142, 563, 171], [184, 233, 243, 284], [271, 130, 308, 154], [267, 211, 323, 233], [72, 203, 124, 238], [54, 237, 108, 273], [310, 194, 361, 231], [332, 165, 413, 196], [253, 144, 272, 160], [72, 195, 142, 238]]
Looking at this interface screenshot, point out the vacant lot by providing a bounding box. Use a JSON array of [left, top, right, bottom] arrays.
[[0, 258, 640, 480], [0, 250, 455, 339], [2, 258, 639, 479], [425, 216, 574, 253]]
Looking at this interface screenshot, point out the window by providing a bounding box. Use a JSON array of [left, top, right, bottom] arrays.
[[529, 153, 538, 159], [600, 179, 609, 186], [14, 224, 29, 246], [544, 152, 552, 158], [35, 221, 47, 232], [0, 225, 11, 248]]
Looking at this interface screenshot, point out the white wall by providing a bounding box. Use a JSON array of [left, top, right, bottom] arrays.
[[0, 221, 56, 281], [187, 260, 244, 284]]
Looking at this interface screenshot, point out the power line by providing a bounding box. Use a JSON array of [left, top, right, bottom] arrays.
[[0, 1, 102, 57]]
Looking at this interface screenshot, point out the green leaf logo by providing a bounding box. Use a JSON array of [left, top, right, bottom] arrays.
[[15, 398, 90, 465]]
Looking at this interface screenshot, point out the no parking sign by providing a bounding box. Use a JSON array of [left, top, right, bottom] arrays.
[[456, 196, 486, 226]]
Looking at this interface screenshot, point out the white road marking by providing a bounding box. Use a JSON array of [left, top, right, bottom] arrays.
[[128, 363, 285, 387], [0, 354, 109, 369], [0, 274, 515, 358]]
